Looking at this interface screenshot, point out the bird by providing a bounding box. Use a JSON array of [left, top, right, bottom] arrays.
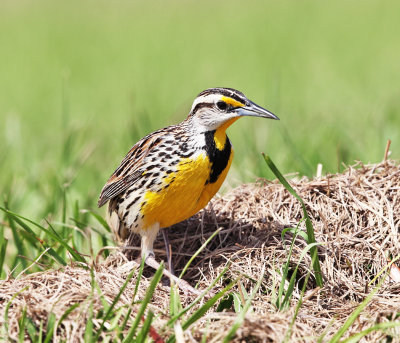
[[98, 87, 279, 293]]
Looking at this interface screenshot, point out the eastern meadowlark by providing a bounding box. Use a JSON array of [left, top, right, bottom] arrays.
[[98, 87, 278, 292]]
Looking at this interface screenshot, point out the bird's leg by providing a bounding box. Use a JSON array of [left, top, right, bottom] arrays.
[[141, 224, 200, 295], [161, 228, 174, 275]]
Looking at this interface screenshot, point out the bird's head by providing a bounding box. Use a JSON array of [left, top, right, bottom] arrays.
[[188, 87, 279, 132]]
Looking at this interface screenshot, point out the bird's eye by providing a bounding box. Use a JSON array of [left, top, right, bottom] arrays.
[[216, 101, 227, 111]]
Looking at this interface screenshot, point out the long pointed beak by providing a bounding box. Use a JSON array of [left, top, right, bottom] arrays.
[[236, 101, 279, 120]]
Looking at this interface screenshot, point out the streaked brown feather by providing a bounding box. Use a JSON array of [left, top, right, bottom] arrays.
[[97, 129, 171, 207]]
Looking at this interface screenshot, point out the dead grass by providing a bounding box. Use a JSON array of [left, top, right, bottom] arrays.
[[1, 160, 400, 342]]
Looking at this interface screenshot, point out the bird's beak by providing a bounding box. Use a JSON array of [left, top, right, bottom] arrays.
[[235, 101, 279, 120]]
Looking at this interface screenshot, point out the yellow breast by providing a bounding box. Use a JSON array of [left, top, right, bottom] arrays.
[[193, 149, 233, 213], [141, 150, 233, 228]]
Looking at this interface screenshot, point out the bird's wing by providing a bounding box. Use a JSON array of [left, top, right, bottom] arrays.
[[97, 169, 144, 207], [97, 129, 170, 207]]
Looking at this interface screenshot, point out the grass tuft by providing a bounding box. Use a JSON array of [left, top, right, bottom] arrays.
[[263, 154, 324, 287]]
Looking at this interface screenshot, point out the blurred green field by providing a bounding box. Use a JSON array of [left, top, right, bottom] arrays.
[[1, 0, 400, 220]]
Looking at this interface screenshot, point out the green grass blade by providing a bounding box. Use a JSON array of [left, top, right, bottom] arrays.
[[216, 293, 234, 313], [84, 318, 93, 343], [263, 154, 323, 287], [17, 229, 43, 252], [328, 275, 387, 343], [38, 320, 43, 343], [369, 253, 400, 286], [0, 217, 4, 248], [39, 303, 81, 343], [277, 222, 303, 309], [3, 286, 29, 340], [5, 211, 67, 267], [232, 292, 242, 313], [170, 283, 182, 319], [222, 265, 265, 342], [57, 303, 81, 332], [94, 266, 137, 340], [84, 209, 111, 232], [43, 313, 56, 343], [283, 270, 311, 342], [120, 259, 146, 337], [281, 242, 321, 310], [61, 185, 67, 226], [341, 321, 400, 343], [179, 227, 221, 279], [46, 219, 63, 240], [0, 238, 8, 278], [166, 263, 231, 327], [167, 278, 239, 343], [26, 317, 38, 342], [123, 263, 164, 343], [4, 205, 28, 270], [0, 207, 85, 264], [85, 267, 96, 341], [281, 224, 308, 243], [73, 200, 82, 228], [0, 214, 9, 278], [136, 310, 155, 343], [109, 308, 126, 332], [262, 154, 305, 205], [18, 305, 27, 343], [181, 279, 238, 330]]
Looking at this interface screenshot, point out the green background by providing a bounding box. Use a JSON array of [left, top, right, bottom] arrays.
[[1, 0, 399, 219]]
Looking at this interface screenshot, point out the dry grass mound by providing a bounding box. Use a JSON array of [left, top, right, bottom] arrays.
[[1, 160, 400, 342]]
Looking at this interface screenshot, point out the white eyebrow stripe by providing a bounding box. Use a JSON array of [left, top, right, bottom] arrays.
[[190, 94, 221, 112]]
